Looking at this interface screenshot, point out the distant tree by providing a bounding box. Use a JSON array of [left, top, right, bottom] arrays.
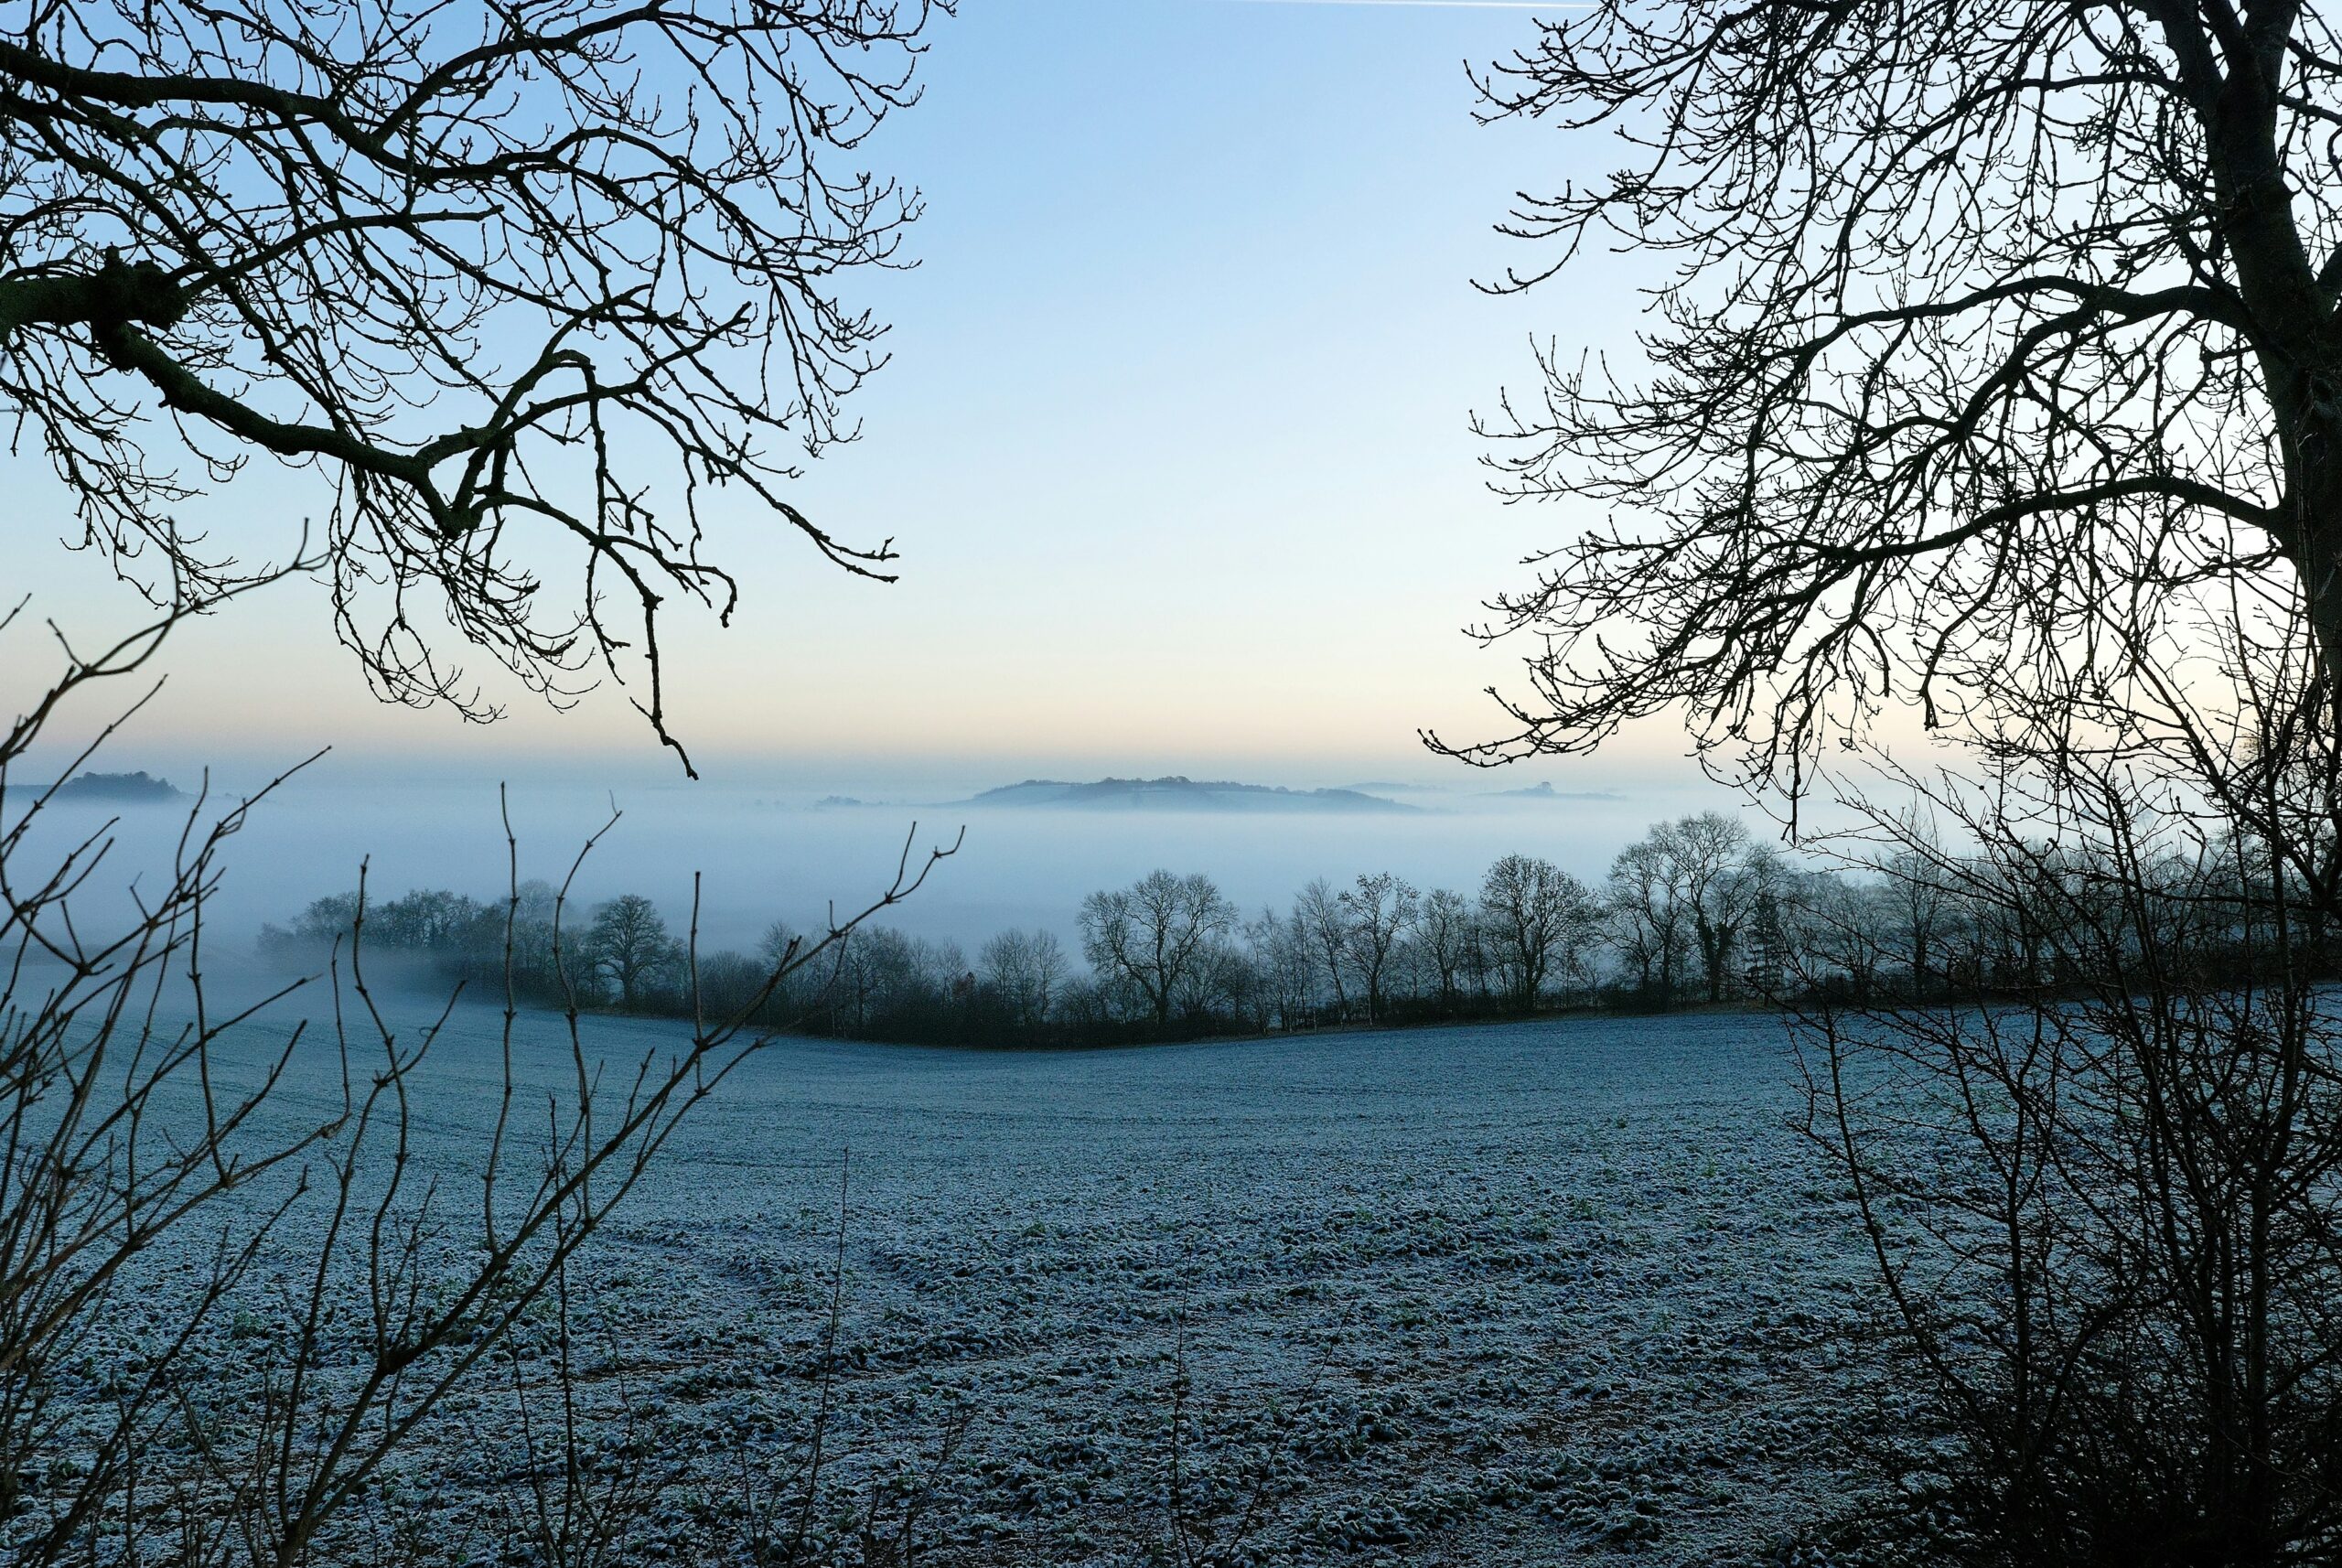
[[759, 919, 805, 970], [1054, 978, 1115, 1036], [1338, 873, 1419, 1024], [1649, 813, 1774, 1004], [1176, 937, 1254, 1025], [1411, 887, 1477, 1012], [1293, 877, 1354, 1019], [372, 888, 487, 951], [1478, 854, 1598, 1011], [1605, 837, 1692, 1001], [0, 0, 951, 769], [1079, 871, 1237, 1031], [584, 894, 678, 1011], [692, 950, 773, 1024], [1739, 858, 1810, 999], [1389, 931, 1436, 1012], [1884, 836, 1957, 998], [832, 928, 963, 1034], [980, 928, 1068, 1031], [753, 918, 811, 1021], [295, 890, 362, 942], [1246, 907, 1321, 1032], [499, 878, 563, 996], [1796, 872, 1891, 1002]]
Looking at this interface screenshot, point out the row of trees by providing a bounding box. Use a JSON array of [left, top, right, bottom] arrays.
[[265, 806, 2197, 1047]]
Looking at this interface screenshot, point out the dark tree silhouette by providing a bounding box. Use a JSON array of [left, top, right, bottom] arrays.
[[1656, 812, 1775, 1004], [586, 893, 677, 1010], [1606, 835, 1690, 1001], [1798, 644, 2342, 1564], [1293, 876, 1353, 1019], [1477, 853, 1595, 1010], [1411, 886, 1477, 1013], [0, 0, 949, 771], [1079, 870, 1237, 1032], [1434, 3, 2342, 789], [980, 927, 1067, 1030], [1339, 872, 1417, 1025]]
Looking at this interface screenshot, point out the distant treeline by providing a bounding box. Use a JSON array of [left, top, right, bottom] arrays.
[[259, 809, 2311, 1047]]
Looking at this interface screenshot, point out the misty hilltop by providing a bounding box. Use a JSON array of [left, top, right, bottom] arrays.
[[964, 777, 1417, 814], [18, 770, 188, 806], [1488, 780, 1625, 803]]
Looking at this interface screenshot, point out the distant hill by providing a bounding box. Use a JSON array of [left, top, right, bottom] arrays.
[[967, 777, 1416, 814], [1488, 780, 1625, 802], [41, 770, 188, 805]]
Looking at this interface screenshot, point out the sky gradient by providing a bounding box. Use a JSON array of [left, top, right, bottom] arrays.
[[7, 0, 1673, 796]]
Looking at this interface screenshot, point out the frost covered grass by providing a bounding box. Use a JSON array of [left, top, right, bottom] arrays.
[[55, 1004, 1886, 1566]]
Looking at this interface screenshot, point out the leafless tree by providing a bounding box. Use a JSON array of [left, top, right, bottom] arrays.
[[823, 924, 962, 1036], [1477, 852, 1596, 1011], [1244, 906, 1319, 1032], [1431, 2, 2342, 798], [1338, 872, 1417, 1025], [1649, 813, 1773, 1004], [1292, 877, 1353, 1021], [1885, 832, 1959, 999], [1799, 677, 2342, 1563], [1078, 871, 1237, 1033], [1604, 836, 1691, 1001], [980, 926, 1067, 1031], [583, 892, 677, 1010], [1788, 870, 1892, 1004], [0, 0, 950, 771], [1410, 887, 1477, 1013]]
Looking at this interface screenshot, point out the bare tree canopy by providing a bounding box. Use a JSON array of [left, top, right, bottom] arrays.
[[1080, 870, 1237, 1031], [0, 0, 948, 769], [1436, 1, 2342, 790]]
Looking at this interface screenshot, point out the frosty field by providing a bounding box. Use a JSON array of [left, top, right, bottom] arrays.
[[74, 1004, 1887, 1567]]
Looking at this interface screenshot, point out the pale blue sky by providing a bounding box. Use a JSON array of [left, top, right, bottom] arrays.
[[10, 0, 1671, 796]]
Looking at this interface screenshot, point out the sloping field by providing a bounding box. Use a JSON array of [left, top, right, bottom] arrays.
[[44, 1005, 1888, 1566]]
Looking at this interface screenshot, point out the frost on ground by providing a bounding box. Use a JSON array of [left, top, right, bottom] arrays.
[[44, 1006, 1892, 1566]]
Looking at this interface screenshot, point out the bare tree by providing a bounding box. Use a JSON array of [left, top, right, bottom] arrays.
[[822, 924, 963, 1036], [1410, 887, 1477, 1013], [1431, 3, 2342, 791], [1652, 813, 1772, 1004], [1078, 871, 1237, 1032], [1423, 17, 2342, 1555], [0, 0, 950, 770], [1788, 870, 1889, 1004], [1477, 853, 1596, 1011], [1338, 873, 1418, 1025], [1604, 836, 1690, 1002], [1245, 906, 1320, 1032], [584, 893, 678, 1011], [980, 927, 1067, 1031], [1883, 823, 1959, 998], [1799, 671, 2342, 1563], [1292, 877, 1353, 1020]]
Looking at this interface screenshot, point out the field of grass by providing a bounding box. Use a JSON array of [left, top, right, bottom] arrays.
[[48, 1003, 1889, 1566]]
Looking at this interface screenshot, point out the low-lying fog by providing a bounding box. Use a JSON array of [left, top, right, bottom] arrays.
[[8, 769, 1769, 966]]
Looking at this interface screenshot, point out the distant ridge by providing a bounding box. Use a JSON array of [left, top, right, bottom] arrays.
[[1488, 780, 1624, 802], [966, 776, 1416, 814], [38, 770, 188, 805]]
